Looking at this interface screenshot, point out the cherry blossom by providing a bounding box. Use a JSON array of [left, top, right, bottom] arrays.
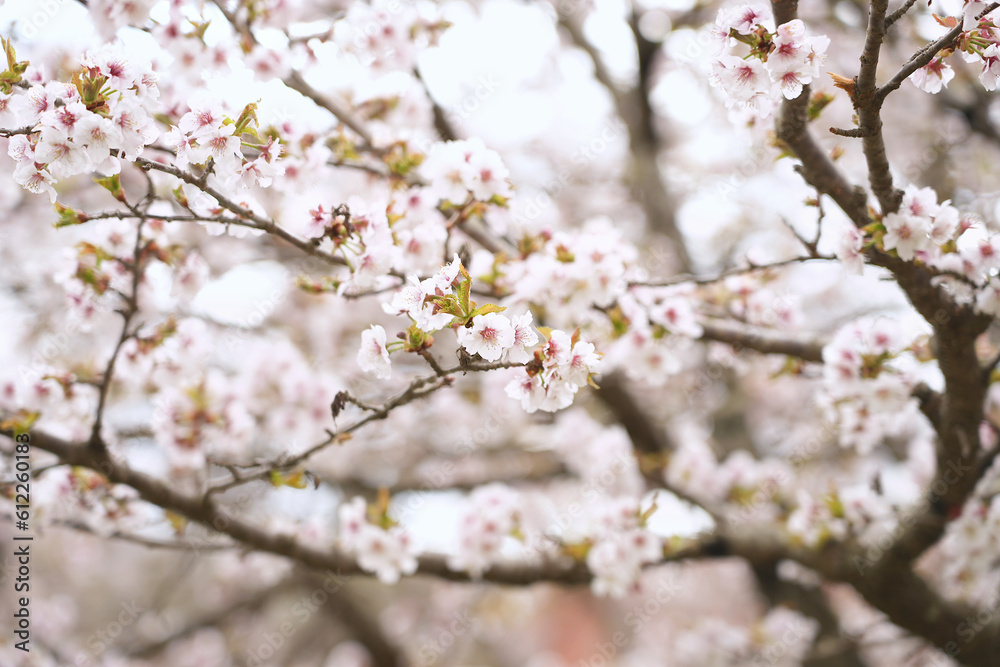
[[338, 497, 419, 584], [708, 6, 829, 114], [421, 138, 513, 204], [980, 44, 1000, 90], [447, 483, 521, 577], [357, 324, 393, 379], [5, 2, 1000, 663], [506, 311, 540, 363], [909, 56, 955, 93], [882, 211, 930, 260], [459, 312, 516, 362]]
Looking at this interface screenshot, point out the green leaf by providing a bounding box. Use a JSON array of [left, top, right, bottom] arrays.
[[75, 241, 113, 263], [269, 470, 309, 489], [0, 37, 26, 94], [426, 294, 463, 317], [0, 409, 40, 438], [456, 262, 473, 316], [54, 203, 88, 228], [824, 493, 845, 519], [807, 91, 835, 122], [234, 100, 261, 135], [94, 174, 125, 202], [469, 303, 507, 318]]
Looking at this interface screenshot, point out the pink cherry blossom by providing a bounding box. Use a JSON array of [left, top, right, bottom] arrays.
[[358, 324, 392, 378], [459, 312, 515, 362]]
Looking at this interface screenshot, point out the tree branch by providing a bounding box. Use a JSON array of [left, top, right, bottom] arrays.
[[771, 0, 870, 228], [699, 319, 826, 363], [9, 427, 1000, 662], [559, 10, 691, 269], [856, 0, 902, 215], [633, 255, 836, 288], [132, 157, 347, 267], [878, 4, 1000, 101]]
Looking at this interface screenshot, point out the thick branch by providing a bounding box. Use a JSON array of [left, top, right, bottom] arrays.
[[772, 0, 993, 568], [10, 428, 1000, 662], [559, 12, 691, 269], [771, 0, 870, 227], [752, 562, 868, 666], [773, 83, 869, 226], [699, 319, 826, 363], [856, 0, 901, 214]]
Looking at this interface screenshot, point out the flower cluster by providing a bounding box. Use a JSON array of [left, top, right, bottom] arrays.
[[504, 329, 602, 413], [821, 318, 921, 453], [459, 311, 538, 363], [584, 497, 662, 598], [879, 184, 960, 261], [447, 483, 521, 577], [667, 434, 790, 516], [359, 254, 602, 414], [937, 487, 1000, 607], [305, 198, 401, 289], [671, 608, 818, 667], [496, 218, 638, 323], [909, 7, 1000, 93], [382, 255, 464, 331], [852, 184, 1000, 317], [337, 496, 418, 584], [164, 101, 283, 191], [5, 46, 160, 202], [600, 287, 707, 387], [786, 485, 891, 547], [421, 137, 513, 205], [333, 0, 435, 72], [708, 6, 830, 116], [89, 0, 156, 40], [151, 370, 254, 471]]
